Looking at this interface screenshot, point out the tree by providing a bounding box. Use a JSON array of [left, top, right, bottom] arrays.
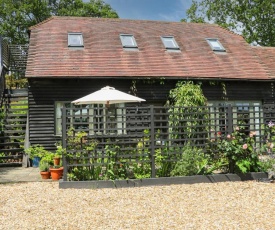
[[185, 0, 275, 46], [0, 0, 118, 44]]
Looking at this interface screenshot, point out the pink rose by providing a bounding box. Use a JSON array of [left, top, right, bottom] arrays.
[[235, 127, 239, 131], [250, 131, 256, 137], [227, 134, 231, 139], [243, 144, 248, 150]]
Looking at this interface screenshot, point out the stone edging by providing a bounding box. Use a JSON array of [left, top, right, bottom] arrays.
[[59, 172, 268, 189]]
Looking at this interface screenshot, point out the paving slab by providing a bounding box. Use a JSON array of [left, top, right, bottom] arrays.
[[0, 167, 51, 183]]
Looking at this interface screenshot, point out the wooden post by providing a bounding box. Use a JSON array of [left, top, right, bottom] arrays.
[[150, 105, 156, 178], [62, 107, 67, 181], [227, 104, 233, 134]]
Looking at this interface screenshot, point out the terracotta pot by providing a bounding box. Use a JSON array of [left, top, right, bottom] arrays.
[[53, 157, 61, 166], [50, 167, 63, 180], [40, 171, 51, 179]]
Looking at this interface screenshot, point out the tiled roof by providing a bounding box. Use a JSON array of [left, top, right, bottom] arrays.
[[26, 16, 271, 80], [252, 46, 275, 79]]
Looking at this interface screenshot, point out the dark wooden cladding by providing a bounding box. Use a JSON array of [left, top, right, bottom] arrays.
[[28, 78, 275, 149]]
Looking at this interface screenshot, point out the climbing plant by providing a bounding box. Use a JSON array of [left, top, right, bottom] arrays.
[[167, 81, 209, 144]]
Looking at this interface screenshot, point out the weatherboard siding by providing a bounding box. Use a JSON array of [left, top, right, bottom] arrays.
[[27, 79, 173, 149], [27, 79, 274, 149]]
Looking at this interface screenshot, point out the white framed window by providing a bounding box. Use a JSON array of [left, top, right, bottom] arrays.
[[55, 102, 126, 136], [161, 36, 180, 51], [55, 102, 88, 136], [89, 104, 127, 135], [206, 38, 226, 52], [120, 34, 138, 48], [208, 101, 262, 142], [68, 33, 84, 47]]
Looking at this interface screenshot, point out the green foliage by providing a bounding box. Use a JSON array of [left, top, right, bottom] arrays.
[[0, 0, 118, 44], [258, 121, 275, 174], [0, 152, 5, 163], [131, 162, 151, 179], [210, 126, 261, 173], [55, 145, 65, 158], [0, 111, 4, 132], [25, 144, 48, 159], [5, 74, 28, 88], [261, 121, 275, 154], [260, 157, 275, 173], [168, 81, 209, 143], [39, 161, 49, 172], [101, 143, 128, 180], [155, 136, 181, 177], [130, 130, 151, 179], [171, 144, 218, 176], [40, 152, 54, 166], [66, 128, 103, 181], [168, 81, 207, 107], [185, 0, 275, 46], [68, 166, 102, 181]]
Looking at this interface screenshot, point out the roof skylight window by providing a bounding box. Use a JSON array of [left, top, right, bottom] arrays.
[[68, 33, 84, 47], [120, 34, 138, 48], [206, 38, 226, 52], [161, 36, 180, 50]]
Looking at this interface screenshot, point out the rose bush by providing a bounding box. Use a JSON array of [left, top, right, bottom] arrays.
[[212, 126, 261, 173]]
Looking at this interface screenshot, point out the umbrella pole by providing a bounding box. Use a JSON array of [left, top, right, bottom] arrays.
[[106, 101, 110, 108]]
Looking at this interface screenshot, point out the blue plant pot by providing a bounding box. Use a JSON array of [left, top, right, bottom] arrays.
[[32, 157, 41, 168]]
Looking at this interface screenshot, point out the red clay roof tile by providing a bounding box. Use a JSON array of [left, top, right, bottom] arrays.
[[25, 17, 271, 80]]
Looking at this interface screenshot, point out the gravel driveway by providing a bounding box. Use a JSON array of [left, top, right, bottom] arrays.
[[0, 181, 274, 229]]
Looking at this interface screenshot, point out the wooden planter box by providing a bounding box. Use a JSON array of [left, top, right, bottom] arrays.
[[59, 172, 268, 189]]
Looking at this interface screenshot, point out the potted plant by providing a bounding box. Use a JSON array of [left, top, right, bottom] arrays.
[[50, 145, 65, 180], [25, 145, 46, 168], [53, 145, 64, 166], [39, 160, 50, 179], [50, 165, 63, 180]]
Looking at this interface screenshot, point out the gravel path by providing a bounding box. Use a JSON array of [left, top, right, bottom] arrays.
[[0, 181, 274, 229]]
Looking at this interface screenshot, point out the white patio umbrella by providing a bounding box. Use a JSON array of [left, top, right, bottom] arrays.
[[72, 86, 146, 105]]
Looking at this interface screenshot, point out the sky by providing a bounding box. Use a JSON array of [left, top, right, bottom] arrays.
[[104, 0, 193, 22]]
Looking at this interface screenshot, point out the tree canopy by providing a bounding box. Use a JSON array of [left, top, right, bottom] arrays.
[[184, 0, 275, 46], [0, 0, 118, 44]]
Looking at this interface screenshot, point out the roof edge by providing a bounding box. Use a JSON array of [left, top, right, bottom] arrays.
[[29, 16, 55, 31]]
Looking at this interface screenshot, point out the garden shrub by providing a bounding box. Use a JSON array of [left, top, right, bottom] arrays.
[[210, 126, 262, 173], [171, 144, 216, 176]]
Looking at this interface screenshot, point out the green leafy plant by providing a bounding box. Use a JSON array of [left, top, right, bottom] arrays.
[[259, 156, 275, 174], [25, 145, 48, 160], [258, 121, 275, 175], [55, 145, 65, 158], [171, 144, 218, 176], [39, 161, 49, 172], [155, 145, 181, 177], [101, 143, 128, 180], [130, 129, 151, 179], [167, 81, 209, 144], [66, 128, 102, 181], [212, 126, 261, 173], [0, 152, 5, 163]]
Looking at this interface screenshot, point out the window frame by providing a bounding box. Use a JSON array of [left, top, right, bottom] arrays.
[[68, 32, 84, 47], [55, 102, 127, 136], [119, 34, 138, 49], [208, 101, 262, 142], [206, 38, 226, 52], [55, 102, 88, 136], [161, 36, 180, 51]]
